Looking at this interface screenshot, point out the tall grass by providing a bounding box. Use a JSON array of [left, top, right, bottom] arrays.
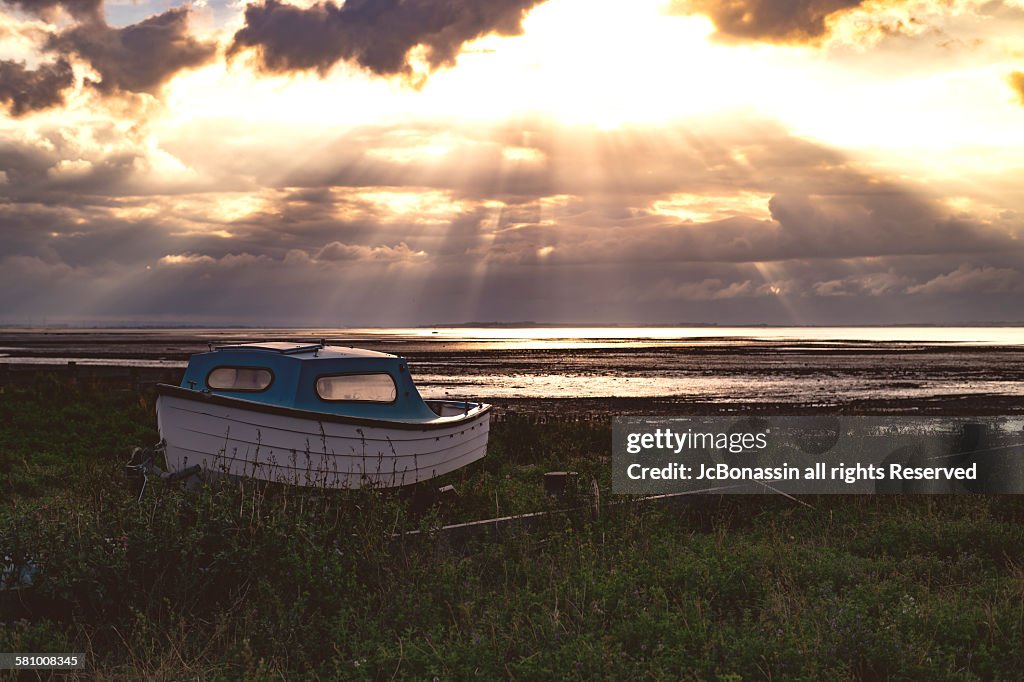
[[2, 381, 1024, 679]]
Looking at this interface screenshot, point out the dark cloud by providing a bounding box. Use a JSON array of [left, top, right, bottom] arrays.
[[1, 0, 101, 20], [0, 139, 58, 192], [0, 137, 147, 204], [671, 0, 864, 42], [1010, 70, 1024, 105], [905, 264, 1024, 295], [228, 0, 545, 76], [3, 115, 1024, 324], [0, 58, 73, 116], [47, 8, 216, 94]]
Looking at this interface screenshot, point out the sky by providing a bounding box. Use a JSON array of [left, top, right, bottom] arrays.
[[1, 0, 1023, 326]]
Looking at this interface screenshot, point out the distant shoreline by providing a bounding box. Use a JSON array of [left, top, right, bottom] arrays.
[[2, 322, 1024, 330], [2, 325, 1022, 411]]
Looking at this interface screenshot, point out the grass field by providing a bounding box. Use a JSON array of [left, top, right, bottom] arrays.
[[2, 380, 1024, 679]]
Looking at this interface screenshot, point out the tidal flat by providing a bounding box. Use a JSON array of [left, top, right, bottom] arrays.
[[2, 377, 1024, 679], [3, 326, 1024, 409]]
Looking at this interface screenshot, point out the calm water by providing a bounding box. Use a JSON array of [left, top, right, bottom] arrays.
[[1, 327, 1022, 404]]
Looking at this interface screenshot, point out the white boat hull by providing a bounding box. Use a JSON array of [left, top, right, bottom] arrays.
[[156, 391, 491, 489]]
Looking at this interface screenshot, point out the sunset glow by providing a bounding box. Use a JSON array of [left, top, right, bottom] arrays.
[[2, 0, 1024, 324]]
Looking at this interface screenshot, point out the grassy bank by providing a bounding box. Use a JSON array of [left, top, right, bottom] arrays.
[[2, 382, 1024, 679]]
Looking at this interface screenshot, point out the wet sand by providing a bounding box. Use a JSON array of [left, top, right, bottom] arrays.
[[1, 328, 1022, 416]]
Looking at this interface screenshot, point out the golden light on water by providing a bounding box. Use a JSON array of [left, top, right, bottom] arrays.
[[338, 326, 1024, 348]]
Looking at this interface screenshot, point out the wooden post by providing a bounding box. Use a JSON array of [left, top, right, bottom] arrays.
[[544, 471, 578, 499]]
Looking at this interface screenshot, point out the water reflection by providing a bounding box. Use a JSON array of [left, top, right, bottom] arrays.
[[1, 327, 1021, 403]]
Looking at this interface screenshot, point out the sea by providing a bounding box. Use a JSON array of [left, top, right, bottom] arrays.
[[1, 326, 1022, 407]]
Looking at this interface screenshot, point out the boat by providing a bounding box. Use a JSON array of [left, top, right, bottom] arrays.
[[155, 342, 492, 488]]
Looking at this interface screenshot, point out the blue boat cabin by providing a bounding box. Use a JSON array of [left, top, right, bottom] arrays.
[[179, 342, 443, 422]]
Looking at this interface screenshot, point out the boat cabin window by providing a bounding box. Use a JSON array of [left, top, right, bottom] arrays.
[[207, 367, 273, 392], [316, 373, 397, 403]]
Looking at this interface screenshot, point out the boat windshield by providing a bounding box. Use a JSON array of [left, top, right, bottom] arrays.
[[207, 367, 273, 391], [315, 373, 397, 403]]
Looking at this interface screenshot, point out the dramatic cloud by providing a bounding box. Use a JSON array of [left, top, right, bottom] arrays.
[[2, 110, 1023, 325], [633, 277, 766, 301], [0, 57, 73, 115], [228, 0, 546, 76], [906, 264, 1024, 295], [812, 270, 911, 297], [47, 8, 216, 94], [670, 0, 864, 42], [315, 241, 427, 262], [1, 0, 100, 20], [3, 0, 1024, 324]]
